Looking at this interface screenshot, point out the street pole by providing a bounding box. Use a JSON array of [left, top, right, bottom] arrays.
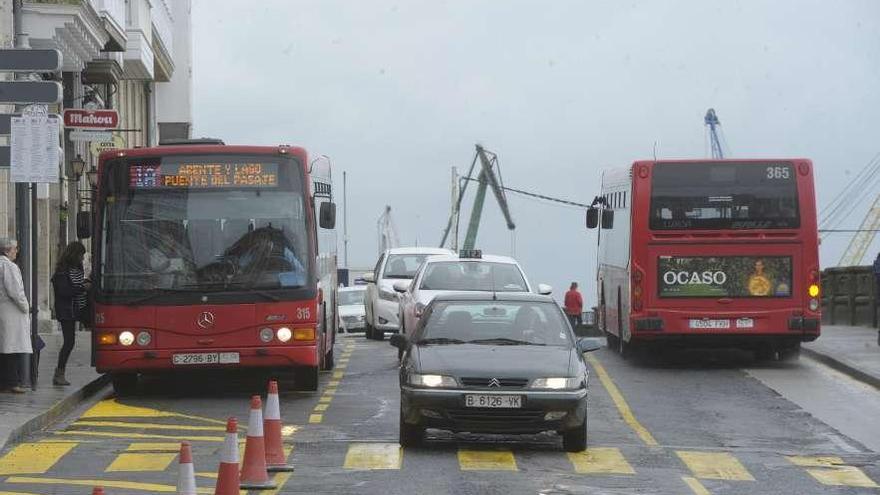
[[343, 170, 348, 268]]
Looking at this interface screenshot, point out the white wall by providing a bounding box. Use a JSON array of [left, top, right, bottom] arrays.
[[155, 0, 192, 127]]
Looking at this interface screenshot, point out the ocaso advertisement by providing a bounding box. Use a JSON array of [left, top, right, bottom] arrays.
[[658, 256, 792, 298]]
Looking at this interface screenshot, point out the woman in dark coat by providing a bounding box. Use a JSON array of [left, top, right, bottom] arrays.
[[51, 242, 89, 386]]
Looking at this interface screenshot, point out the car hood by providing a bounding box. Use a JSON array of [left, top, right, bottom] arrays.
[[415, 344, 575, 378], [339, 305, 365, 317]]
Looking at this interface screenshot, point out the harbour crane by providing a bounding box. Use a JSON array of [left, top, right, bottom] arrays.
[[705, 108, 726, 159]]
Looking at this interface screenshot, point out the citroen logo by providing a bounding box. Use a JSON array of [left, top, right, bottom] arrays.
[[197, 312, 216, 329], [488, 378, 501, 388]]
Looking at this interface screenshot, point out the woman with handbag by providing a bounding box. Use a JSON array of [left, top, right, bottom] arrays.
[[51, 241, 89, 386], [0, 238, 32, 393]]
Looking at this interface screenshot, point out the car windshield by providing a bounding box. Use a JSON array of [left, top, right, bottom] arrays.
[[419, 301, 571, 347], [383, 254, 430, 279], [338, 290, 366, 306], [420, 261, 528, 292]]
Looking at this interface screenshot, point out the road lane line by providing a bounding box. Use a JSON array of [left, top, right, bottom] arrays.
[[318, 396, 332, 403], [788, 456, 878, 488], [308, 414, 323, 423], [105, 452, 178, 472], [4, 476, 213, 493], [343, 443, 402, 470], [55, 430, 223, 442], [0, 442, 76, 475], [73, 421, 226, 431], [457, 450, 518, 471], [682, 476, 712, 495], [313, 404, 329, 412], [567, 447, 635, 475], [584, 354, 659, 446], [332, 370, 345, 379], [676, 451, 755, 481], [81, 400, 226, 425], [124, 443, 181, 452]]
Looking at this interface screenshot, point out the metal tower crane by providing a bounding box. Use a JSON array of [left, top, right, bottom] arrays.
[[819, 153, 880, 266], [838, 194, 880, 266], [377, 205, 400, 255], [705, 108, 726, 159], [440, 144, 515, 251]]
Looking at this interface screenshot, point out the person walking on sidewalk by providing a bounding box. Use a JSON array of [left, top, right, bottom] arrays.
[[0, 238, 32, 393], [564, 282, 584, 329], [51, 241, 89, 386]]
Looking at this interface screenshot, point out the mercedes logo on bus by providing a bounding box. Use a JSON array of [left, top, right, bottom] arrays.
[[197, 311, 216, 329]]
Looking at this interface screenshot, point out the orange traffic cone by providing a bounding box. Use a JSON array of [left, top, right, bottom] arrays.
[[92, 488, 105, 495], [240, 396, 277, 489], [264, 380, 294, 472], [214, 417, 240, 495], [177, 441, 197, 495]]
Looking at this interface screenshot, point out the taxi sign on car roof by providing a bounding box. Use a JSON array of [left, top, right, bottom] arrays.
[[459, 249, 482, 259]]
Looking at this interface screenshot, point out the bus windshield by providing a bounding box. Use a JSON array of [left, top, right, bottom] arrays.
[[649, 162, 800, 230], [99, 154, 311, 295]]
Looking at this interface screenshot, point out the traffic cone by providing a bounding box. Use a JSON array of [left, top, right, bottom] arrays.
[[240, 395, 277, 489], [214, 417, 240, 495], [177, 441, 197, 495], [92, 488, 105, 495], [264, 380, 294, 472]]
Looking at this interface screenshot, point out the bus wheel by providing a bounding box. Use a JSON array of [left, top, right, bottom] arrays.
[[778, 343, 801, 362], [111, 373, 138, 397], [755, 346, 776, 361], [295, 366, 319, 391]]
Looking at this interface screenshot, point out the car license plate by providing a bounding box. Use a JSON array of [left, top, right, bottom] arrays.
[[172, 352, 239, 365], [736, 318, 755, 329], [465, 394, 522, 409], [689, 319, 730, 329]]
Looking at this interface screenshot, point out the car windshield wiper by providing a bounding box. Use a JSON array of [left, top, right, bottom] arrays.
[[417, 337, 466, 345], [467, 337, 545, 346]]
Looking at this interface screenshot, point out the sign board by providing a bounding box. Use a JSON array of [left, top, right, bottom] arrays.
[[10, 112, 60, 183], [0, 49, 62, 72], [69, 130, 113, 142], [0, 113, 60, 134], [0, 81, 62, 104], [89, 134, 126, 156], [657, 256, 793, 298], [63, 109, 119, 129]]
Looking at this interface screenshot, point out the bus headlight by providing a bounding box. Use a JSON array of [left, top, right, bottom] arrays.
[[118, 331, 135, 346], [259, 327, 275, 343], [136, 331, 151, 346], [277, 327, 293, 342]]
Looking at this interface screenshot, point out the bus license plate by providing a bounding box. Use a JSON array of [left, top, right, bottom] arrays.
[[172, 352, 240, 365], [465, 394, 522, 409], [689, 319, 730, 329]]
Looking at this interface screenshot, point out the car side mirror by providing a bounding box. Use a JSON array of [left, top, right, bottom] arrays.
[[393, 280, 410, 293], [586, 207, 599, 230], [76, 211, 92, 239], [319, 202, 336, 229], [390, 333, 408, 349], [537, 283, 553, 295], [362, 272, 375, 283], [577, 338, 602, 353], [601, 209, 614, 229]]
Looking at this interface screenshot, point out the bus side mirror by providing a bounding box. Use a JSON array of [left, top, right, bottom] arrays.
[[319, 202, 336, 229], [77, 211, 92, 239], [601, 209, 614, 229], [586, 208, 599, 229]]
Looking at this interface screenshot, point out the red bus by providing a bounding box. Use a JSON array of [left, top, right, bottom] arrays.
[[587, 159, 820, 359], [83, 141, 338, 393]]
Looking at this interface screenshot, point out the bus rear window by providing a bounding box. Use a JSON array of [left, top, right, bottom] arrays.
[[649, 162, 800, 230]]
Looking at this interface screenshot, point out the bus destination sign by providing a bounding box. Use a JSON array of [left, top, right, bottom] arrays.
[[129, 162, 279, 189]]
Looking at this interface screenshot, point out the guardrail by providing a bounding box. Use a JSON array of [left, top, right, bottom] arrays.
[[821, 266, 878, 327]]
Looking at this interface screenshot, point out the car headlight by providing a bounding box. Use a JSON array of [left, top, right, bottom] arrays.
[[530, 377, 583, 390], [408, 373, 457, 388], [379, 288, 398, 301], [118, 331, 135, 346]]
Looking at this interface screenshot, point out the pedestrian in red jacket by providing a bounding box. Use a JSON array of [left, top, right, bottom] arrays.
[[564, 282, 584, 328]]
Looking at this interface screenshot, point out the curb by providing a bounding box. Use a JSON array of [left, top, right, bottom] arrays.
[[1, 373, 111, 450], [803, 347, 880, 391]]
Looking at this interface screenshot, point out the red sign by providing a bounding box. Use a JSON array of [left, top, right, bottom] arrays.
[[63, 109, 119, 129]]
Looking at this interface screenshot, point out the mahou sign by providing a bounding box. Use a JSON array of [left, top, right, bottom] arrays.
[[63, 109, 119, 129]]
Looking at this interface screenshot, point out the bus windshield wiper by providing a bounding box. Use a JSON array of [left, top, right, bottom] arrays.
[[468, 337, 544, 346], [121, 287, 199, 306], [417, 337, 466, 345]]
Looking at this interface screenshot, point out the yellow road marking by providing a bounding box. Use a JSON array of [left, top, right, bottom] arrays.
[[343, 443, 402, 470], [313, 404, 329, 412], [125, 443, 180, 452], [332, 371, 344, 379], [682, 476, 712, 495], [0, 442, 76, 475], [318, 396, 332, 403], [106, 452, 178, 472], [788, 456, 878, 488], [263, 472, 294, 495], [74, 420, 226, 431], [457, 450, 517, 471], [585, 354, 658, 447], [4, 476, 213, 493], [0, 491, 41, 495], [677, 451, 754, 481], [328, 380, 340, 387], [196, 472, 218, 478], [82, 399, 226, 425], [323, 389, 336, 397], [309, 414, 323, 423], [282, 425, 298, 437], [55, 430, 223, 442], [567, 447, 635, 475]]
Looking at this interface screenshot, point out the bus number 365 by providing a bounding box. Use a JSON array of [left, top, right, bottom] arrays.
[[766, 166, 790, 180]]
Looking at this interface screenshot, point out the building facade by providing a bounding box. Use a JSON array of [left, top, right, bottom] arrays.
[[0, 0, 193, 330]]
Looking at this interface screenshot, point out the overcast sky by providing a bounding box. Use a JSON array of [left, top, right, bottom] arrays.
[[192, 0, 880, 303]]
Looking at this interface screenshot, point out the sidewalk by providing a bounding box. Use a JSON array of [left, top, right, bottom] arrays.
[[0, 331, 108, 450], [804, 325, 880, 390]]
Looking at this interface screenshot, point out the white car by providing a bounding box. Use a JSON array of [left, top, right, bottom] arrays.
[[337, 285, 367, 333], [364, 247, 455, 340], [394, 251, 552, 340]]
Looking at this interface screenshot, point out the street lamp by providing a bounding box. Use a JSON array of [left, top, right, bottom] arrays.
[[86, 166, 99, 188], [71, 154, 86, 179]]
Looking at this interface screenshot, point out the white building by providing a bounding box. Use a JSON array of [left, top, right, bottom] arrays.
[[0, 0, 193, 329]]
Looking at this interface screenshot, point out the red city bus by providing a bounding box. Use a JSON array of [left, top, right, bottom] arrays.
[[84, 141, 338, 393], [587, 159, 820, 359]]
